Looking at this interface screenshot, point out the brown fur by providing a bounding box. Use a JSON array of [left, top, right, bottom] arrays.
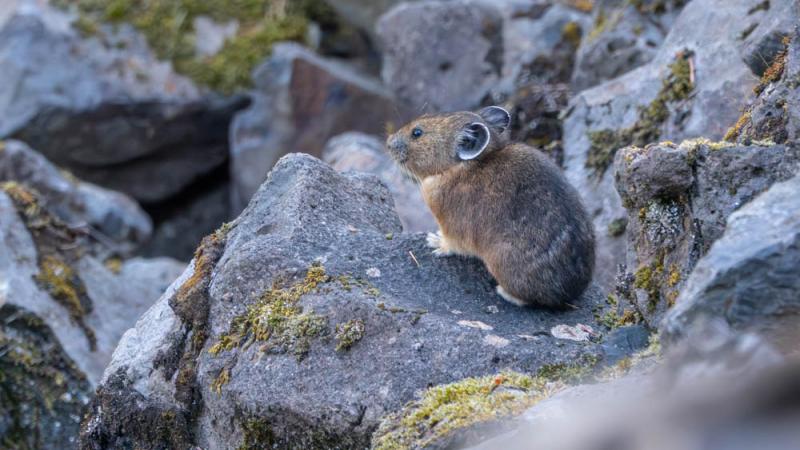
[[386, 109, 595, 307]]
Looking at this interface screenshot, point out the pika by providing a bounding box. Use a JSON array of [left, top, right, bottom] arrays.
[[386, 106, 595, 307]]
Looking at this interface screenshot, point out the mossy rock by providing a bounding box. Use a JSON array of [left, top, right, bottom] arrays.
[[0, 305, 91, 449], [53, 0, 340, 93]]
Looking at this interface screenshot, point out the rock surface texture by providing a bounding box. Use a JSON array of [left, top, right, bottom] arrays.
[[727, 25, 800, 145], [662, 174, 800, 342], [562, 0, 799, 289], [322, 132, 436, 232], [82, 154, 606, 449], [613, 140, 800, 326], [377, 0, 504, 112], [0, 3, 245, 204], [0, 183, 184, 449], [571, 0, 687, 91], [229, 43, 399, 212], [0, 140, 152, 254]]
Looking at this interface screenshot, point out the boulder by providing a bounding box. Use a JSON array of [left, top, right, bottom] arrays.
[[613, 140, 799, 326], [463, 326, 798, 450], [0, 140, 152, 254], [493, 1, 591, 89], [229, 43, 400, 212], [562, 0, 799, 289], [662, 174, 800, 343], [571, 0, 687, 91], [322, 132, 436, 232], [376, 0, 504, 112], [82, 154, 607, 449], [0, 3, 247, 204], [0, 183, 184, 449]]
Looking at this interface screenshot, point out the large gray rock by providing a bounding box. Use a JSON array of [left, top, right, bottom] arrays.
[[727, 26, 800, 145], [0, 183, 184, 449], [613, 140, 799, 326], [562, 0, 799, 289], [377, 0, 504, 112], [322, 132, 436, 232], [494, 1, 591, 89], [662, 174, 800, 343], [0, 3, 246, 204], [571, 0, 687, 91], [229, 43, 400, 212], [82, 154, 606, 449], [0, 140, 152, 253], [465, 326, 798, 450]]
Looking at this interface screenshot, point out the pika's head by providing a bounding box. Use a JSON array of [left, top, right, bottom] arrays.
[[386, 106, 511, 179]]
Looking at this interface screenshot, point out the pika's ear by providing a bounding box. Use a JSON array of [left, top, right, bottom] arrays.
[[456, 122, 490, 160], [478, 106, 511, 134]]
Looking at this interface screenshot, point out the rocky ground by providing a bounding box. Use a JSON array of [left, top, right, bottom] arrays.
[[0, 0, 798, 449]]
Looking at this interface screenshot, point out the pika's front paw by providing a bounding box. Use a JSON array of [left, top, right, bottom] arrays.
[[426, 231, 454, 257]]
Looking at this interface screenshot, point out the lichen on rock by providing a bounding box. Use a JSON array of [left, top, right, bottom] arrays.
[[586, 50, 694, 177], [2, 182, 97, 349], [209, 263, 330, 359], [371, 372, 563, 450]]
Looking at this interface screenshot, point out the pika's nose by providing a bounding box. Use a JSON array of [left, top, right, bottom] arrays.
[[387, 135, 408, 161]]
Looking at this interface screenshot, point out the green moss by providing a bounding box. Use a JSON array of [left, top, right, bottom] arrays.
[[53, 0, 335, 93], [607, 217, 628, 237], [586, 51, 694, 177], [2, 183, 97, 350], [209, 263, 329, 359], [334, 319, 365, 351], [169, 221, 232, 414], [211, 367, 230, 395], [179, 15, 307, 94], [536, 355, 598, 384], [104, 256, 123, 274], [634, 251, 665, 312], [372, 372, 562, 450], [238, 419, 275, 450], [35, 256, 96, 347], [597, 294, 641, 329], [0, 306, 90, 448], [561, 21, 583, 47]]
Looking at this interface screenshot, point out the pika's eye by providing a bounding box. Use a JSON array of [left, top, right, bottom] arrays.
[[411, 127, 423, 139]]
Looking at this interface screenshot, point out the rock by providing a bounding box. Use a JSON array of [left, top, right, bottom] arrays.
[[726, 26, 800, 145], [613, 140, 799, 327], [600, 324, 650, 364], [0, 183, 184, 449], [82, 154, 607, 449], [0, 4, 247, 204], [562, 0, 799, 289], [503, 83, 571, 165], [322, 132, 436, 232], [464, 327, 798, 450], [324, 0, 411, 37], [377, 0, 504, 112], [229, 43, 400, 212], [571, 0, 687, 91], [139, 181, 232, 261], [0, 140, 152, 253], [494, 1, 591, 89], [662, 174, 800, 343]]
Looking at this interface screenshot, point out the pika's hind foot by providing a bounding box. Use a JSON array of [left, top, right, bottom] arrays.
[[426, 231, 455, 257], [496, 286, 526, 306]]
